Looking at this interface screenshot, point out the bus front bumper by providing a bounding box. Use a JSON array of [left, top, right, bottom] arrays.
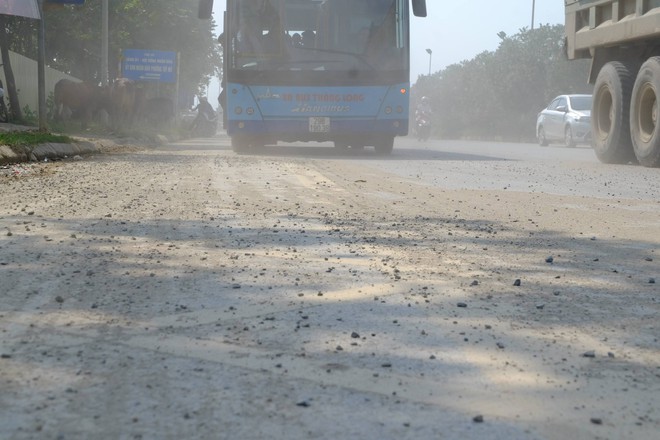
[[227, 118, 408, 142]]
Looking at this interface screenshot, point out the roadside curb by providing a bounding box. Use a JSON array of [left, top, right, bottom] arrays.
[[0, 132, 178, 166], [32, 141, 100, 161], [1, 140, 105, 165]]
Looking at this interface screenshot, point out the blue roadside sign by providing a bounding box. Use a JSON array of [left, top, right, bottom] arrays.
[[122, 49, 177, 83]]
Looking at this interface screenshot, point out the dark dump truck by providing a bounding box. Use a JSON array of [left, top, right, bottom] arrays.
[[565, 0, 660, 167]]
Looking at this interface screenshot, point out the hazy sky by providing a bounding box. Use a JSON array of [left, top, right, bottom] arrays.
[[207, 1, 565, 103], [410, 1, 565, 79]]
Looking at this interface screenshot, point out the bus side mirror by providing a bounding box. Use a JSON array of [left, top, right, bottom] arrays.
[[198, 0, 213, 19], [412, 0, 427, 17]]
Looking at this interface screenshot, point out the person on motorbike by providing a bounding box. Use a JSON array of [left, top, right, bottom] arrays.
[[190, 96, 216, 133], [415, 96, 432, 141]]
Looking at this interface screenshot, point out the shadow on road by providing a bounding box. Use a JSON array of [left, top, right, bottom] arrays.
[[168, 134, 507, 162]]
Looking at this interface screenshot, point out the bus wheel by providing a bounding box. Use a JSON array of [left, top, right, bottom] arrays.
[[631, 57, 660, 167], [231, 136, 250, 153], [592, 62, 636, 164], [374, 137, 394, 155]]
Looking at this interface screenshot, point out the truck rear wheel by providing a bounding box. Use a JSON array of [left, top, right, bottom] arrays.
[[630, 56, 660, 167], [592, 62, 636, 164]]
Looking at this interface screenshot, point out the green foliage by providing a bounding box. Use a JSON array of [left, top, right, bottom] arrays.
[[412, 25, 591, 141], [0, 131, 74, 148], [21, 106, 38, 126], [6, 1, 221, 96]]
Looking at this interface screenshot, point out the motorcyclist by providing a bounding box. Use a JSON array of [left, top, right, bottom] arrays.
[[191, 96, 216, 133], [415, 96, 432, 141]]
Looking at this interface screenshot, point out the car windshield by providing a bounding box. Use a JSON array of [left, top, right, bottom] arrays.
[[228, 0, 408, 72], [569, 96, 592, 111]]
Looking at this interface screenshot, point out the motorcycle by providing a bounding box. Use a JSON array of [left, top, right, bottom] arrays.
[[416, 115, 431, 142], [191, 110, 218, 137]]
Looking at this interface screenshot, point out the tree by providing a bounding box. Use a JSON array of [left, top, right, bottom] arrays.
[[0, 14, 25, 122], [2, 1, 221, 103], [411, 24, 591, 141], [42, 0, 221, 93]]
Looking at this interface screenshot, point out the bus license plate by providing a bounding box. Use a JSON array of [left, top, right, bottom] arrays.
[[309, 117, 330, 133]]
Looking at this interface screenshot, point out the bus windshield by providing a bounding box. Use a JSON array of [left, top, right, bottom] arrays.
[[228, 0, 408, 73]]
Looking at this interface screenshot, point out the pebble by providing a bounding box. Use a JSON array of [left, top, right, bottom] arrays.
[[582, 350, 596, 358], [545, 256, 554, 263], [536, 303, 545, 310], [496, 342, 505, 349], [473, 415, 484, 423], [590, 417, 602, 425], [351, 332, 360, 339], [513, 279, 521, 286], [649, 278, 656, 284], [55, 296, 64, 303], [457, 302, 467, 308]]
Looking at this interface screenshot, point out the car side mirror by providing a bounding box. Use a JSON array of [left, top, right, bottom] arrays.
[[556, 105, 567, 113]]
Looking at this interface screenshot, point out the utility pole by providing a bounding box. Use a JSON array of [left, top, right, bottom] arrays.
[[426, 48, 432, 76], [531, 0, 536, 30], [101, 0, 108, 85], [37, 0, 47, 130]]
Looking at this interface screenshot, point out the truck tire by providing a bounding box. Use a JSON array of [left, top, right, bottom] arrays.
[[592, 62, 636, 164], [630, 56, 660, 167]]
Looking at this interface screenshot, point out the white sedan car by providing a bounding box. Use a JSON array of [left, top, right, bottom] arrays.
[[536, 94, 592, 147]]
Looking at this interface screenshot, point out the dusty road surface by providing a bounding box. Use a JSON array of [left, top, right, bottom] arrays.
[[1, 135, 658, 439]]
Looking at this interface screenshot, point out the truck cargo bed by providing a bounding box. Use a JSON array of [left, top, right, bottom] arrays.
[[566, 0, 660, 59]]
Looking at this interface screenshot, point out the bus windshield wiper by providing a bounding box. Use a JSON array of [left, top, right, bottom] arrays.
[[291, 47, 378, 71]]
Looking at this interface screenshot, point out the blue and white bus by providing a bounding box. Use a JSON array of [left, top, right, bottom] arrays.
[[202, 0, 427, 154]]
